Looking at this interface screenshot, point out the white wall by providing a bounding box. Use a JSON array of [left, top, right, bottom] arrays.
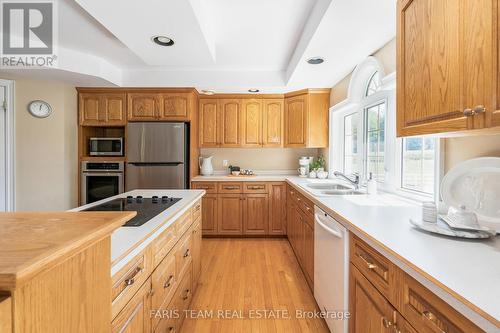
[[9, 77, 78, 211]]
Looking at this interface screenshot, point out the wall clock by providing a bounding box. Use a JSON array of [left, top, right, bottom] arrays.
[[28, 100, 52, 118]]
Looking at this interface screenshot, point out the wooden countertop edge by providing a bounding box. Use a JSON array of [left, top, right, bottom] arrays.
[[110, 193, 204, 267], [285, 179, 500, 329], [0, 211, 136, 290]]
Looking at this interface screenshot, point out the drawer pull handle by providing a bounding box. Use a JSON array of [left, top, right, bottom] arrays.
[[124, 267, 143, 286], [248, 186, 264, 190], [381, 317, 393, 328], [422, 310, 445, 332], [358, 253, 377, 270], [195, 205, 201, 211], [164, 275, 174, 288], [224, 186, 239, 190], [183, 249, 190, 258], [168, 327, 175, 332], [182, 289, 191, 300], [149, 288, 155, 297]]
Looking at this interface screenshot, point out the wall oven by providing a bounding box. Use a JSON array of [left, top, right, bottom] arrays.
[[89, 137, 123, 156], [81, 161, 124, 205]]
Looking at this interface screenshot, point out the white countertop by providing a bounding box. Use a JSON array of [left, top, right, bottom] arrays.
[[71, 189, 204, 274], [191, 170, 295, 182], [284, 177, 500, 331]]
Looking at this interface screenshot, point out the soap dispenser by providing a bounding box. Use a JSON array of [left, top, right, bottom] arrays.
[[367, 172, 377, 195]]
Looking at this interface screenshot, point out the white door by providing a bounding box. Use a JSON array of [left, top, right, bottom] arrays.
[[0, 86, 6, 211]]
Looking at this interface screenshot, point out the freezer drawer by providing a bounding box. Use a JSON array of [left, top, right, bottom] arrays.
[[126, 163, 186, 191], [127, 122, 186, 163]]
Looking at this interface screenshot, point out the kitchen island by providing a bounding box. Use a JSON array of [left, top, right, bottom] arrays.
[[72, 189, 205, 332]]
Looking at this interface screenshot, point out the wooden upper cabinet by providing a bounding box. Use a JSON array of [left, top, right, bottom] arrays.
[[284, 90, 329, 148], [199, 99, 219, 147], [158, 93, 191, 120], [397, 0, 497, 136], [80, 93, 126, 126], [241, 99, 263, 147], [262, 99, 284, 147], [218, 99, 241, 147], [285, 95, 307, 147], [127, 93, 159, 121]]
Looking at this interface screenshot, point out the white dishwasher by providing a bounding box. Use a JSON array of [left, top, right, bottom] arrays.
[[314, 206, 349, 333]]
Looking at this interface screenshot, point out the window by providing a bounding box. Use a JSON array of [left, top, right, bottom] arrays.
[[343, 113, 359, 174], [365, 101, 386, 182], [401, 137, 436, 195], [365, 71, 381, 96], [330, 57, 441, 200]]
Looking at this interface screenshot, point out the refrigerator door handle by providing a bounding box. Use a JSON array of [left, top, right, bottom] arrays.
[[127, 162, 184, 166]]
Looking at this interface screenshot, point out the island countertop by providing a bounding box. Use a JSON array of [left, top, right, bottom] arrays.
[[0, 211, 135, 289], [71, 189, 205, 274]]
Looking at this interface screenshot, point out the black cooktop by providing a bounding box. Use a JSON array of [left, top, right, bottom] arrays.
[[84, 196, 181, 227]]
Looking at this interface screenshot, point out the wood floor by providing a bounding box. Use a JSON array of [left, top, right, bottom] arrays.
[[181, 238, 330, 332]]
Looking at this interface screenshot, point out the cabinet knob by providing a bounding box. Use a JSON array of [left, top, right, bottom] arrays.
[[464, 105, 486, 117]]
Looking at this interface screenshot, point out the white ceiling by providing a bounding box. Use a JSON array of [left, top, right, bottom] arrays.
[[0, 0, 396, 92]]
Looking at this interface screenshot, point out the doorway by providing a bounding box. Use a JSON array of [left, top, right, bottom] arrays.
[[0, 79, 14, 211]]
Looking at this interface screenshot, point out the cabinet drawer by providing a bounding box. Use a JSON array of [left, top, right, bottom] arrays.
[[151, 254, 177, 330], [399, 273, 482, 333], [152, 223, 177, 267], [218, 182, 243, 193], [112, 277, 152, 333], [350, 235, 393, 299], [112, 247, 152, 319], [192, 199, 202, 222], [243, 182, 268, 193], [176, 209, 193, 238], [175, 232, 193, 279], [298, 195, 314, 220], [153, 299, 179, 333], [191, 182, 217, 193], [287, 186, 299, 203], [175, 267, 193, 327]]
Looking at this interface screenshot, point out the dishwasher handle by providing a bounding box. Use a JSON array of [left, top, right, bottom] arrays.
[[314, 213, 344, 238]]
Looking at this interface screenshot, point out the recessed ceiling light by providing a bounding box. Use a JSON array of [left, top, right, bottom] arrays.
[[248, 89, 260, 93], [201, 90, 215, 95], [152, 35, 174, 46], [307, 57, 324, 65]]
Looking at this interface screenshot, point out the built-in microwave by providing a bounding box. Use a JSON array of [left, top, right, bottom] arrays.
[[89, 137, 123, 156]]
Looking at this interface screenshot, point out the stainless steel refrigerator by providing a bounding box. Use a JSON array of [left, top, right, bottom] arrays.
[[126, 122, 188, 190]]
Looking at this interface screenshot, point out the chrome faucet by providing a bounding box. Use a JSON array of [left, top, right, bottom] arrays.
[[333, 171, 360, 190]]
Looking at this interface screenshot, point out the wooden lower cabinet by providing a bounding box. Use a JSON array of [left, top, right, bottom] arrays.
[[303, 219, 314, 288], [200, 194, 217, 235], [112, 278, 152, 333], [0, 296, 11, 333], [191, 219, 202, 293], [349, 264, 398, 333], [268, 182, 287, 235], [217, 194, 244, 235], [243, 193, 269, 235]]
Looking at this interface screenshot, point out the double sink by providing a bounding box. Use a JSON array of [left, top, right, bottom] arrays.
[[299, 180, 364, 197]]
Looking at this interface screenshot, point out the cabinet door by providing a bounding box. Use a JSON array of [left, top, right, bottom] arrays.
[[199, 99, 219, 147], [241, 99, 262, 147], [268, 182, 286, 235], [262, 99, 284, 147], [303, 218, 314, 289], [79, 93, 102, 126], [201, 194, 217, 235], [218, 99, 241, 147], [349, 265, 396, 333], [159, 93, 190, 120], [128, 93, 159, 121], [217, 194, 243, 235], [285, 95, 307, 147], [397, 0, 474, 136], [243, 193, 268, 235], [102, 93, 126, 125], [112, 278, 152, 333]]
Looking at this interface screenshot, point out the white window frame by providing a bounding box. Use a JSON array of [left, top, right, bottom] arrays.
[[329, 57, 442, 202]]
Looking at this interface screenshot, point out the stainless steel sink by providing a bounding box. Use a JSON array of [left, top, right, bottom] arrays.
[[305, 183, 353, 191]]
